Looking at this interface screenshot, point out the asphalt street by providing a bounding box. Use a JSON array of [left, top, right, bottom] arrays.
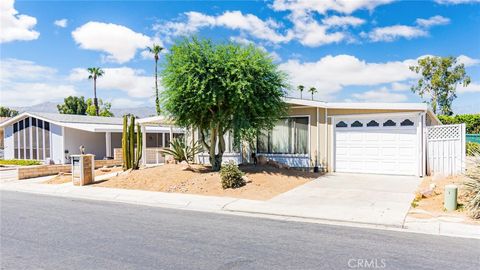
[[1, 191, 479, 270]]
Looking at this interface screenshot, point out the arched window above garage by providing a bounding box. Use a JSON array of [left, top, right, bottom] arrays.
[[383, 119, 396, 127], [400, 119, 414, 126], [336, 121, 348, 128], [366, 120, 379, 127], [351, 120, 363, 127]]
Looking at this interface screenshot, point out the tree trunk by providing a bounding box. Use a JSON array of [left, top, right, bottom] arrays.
[[93, 77, 99, 116], [209, 127, 220, 171], [155, 58, 161, 115]]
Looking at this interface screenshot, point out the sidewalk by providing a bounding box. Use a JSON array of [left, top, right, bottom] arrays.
[[1, 177, 479, 239]]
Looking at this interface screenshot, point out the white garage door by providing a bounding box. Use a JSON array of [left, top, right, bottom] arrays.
[[334, 115, 419, 176]]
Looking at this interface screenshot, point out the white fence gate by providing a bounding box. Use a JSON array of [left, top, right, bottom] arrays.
[[426, 124, 466, 176]]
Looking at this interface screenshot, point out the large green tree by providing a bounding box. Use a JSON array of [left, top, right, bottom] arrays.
[[57, 96, 88, 115], [409, 56, 471, 115], [161, 38, 288, 171], [0, 107, 19, 117], [87, 67, 105, 116], [86, 98, 114, 117], [148, 44, 164, 115]]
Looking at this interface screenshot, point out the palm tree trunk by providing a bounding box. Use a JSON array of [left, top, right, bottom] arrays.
[[155, 58, 160, 115], [93, 77, 99, 116]]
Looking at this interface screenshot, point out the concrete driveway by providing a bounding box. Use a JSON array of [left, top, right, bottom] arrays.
[[226, 173, 421, 227], [271, 173, 421, 226]]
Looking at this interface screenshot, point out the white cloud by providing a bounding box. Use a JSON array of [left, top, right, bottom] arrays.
[[0, 59, 77, 106], [458, 82, 480, 93], [391, 82, 411, 91], [365, 15, 450, 42], [111, 98, 145, 108], [435, 0, 480, 4], [159, 11, 291, 44], [415, 15, 450, 28], [69, 67, 154, 98], [0, 0, 39, 43], [365, 25, 427, 42], [322, 16, 365, 28], [72, 22, 152, 63], [288, 14, 346, 46], [271, 0, 394, 15], [457, 55, 480, 66], [54, 18, 68, 28], [279, 54, 420, 99], [352, 87, 408, 102]]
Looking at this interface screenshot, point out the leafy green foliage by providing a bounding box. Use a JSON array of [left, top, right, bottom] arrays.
[[161, 37, 288, 170], [86, 98, 113, 117], [437, 114, 480, 134], [220, 162, 245, 189], [0, 107, 19, 117], [467, 142, 480, 156], [464, 149, 480, 219], [409, 56, 471, 115], [147, 44, 164, 116], [160, 138, 202, 163], [0, 159, 41, 166], [57, 96, 88, 115]]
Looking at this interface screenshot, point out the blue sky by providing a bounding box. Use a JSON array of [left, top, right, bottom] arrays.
[[1, 0, 479, 113]]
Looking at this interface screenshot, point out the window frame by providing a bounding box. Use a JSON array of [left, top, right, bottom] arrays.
[[256, 115, 310, 156]]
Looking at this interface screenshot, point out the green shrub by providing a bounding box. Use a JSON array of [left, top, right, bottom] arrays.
[[467, 142, 480, 156], [464, 150, 480, 219], [0, 159, 41, 166], [220, 162, 245, 189], [438, 114, 480, 134]]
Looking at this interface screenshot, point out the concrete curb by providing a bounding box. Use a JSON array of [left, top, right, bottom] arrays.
[[1, 180, 479, 239]]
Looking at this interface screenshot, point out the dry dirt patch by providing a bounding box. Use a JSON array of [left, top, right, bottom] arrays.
[[94, 164, 320, 200], [44, 167, 123, 185], [411, 175, 479, 224]]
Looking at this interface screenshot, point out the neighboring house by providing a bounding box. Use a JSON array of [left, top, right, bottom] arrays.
[[0, 117, 11, 159], [0, 112, 184, 164]]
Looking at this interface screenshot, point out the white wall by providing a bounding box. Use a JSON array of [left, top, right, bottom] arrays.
[[3, 125, 13, 159], [50, 123, 63, 164], [64, 128, 106, 162]]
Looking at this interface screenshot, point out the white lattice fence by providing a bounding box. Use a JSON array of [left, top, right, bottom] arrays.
[[426, 124, 466, 176]]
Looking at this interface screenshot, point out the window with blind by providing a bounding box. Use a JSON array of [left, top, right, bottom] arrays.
[[257, 117, 309, 155]]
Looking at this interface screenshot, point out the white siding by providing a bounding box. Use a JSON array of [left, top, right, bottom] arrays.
[[64, 128, 106, 163], [50, 123, 64, 164], [3, 125, 14, 159]]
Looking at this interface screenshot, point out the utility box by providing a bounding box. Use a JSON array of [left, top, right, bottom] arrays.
[[444, 184, 458, 211], [71, 154, 95, 186]]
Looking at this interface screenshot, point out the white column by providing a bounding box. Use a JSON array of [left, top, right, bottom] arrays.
[[141, 125, 147, 165], [169, 126, 173, 149], [105, 132, 112, 158]]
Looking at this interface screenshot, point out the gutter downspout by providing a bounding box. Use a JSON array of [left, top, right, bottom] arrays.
[[324, 108, 328, 171]]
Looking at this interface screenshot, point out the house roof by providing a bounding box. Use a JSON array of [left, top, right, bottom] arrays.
[[0, 112, 184, 133]]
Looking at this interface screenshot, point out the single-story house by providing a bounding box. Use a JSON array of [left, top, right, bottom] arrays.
[[256, 98, 440, 177], [0, 112, 184, 164], [140, 98, 440, 177], [2, 98, 441, 177]]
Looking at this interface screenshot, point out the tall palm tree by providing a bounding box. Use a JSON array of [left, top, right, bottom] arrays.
[[297, 85, 305, 99], [148, 44, 164, 115], [87, 67, 104, 116], [308, 86, 317, 100]]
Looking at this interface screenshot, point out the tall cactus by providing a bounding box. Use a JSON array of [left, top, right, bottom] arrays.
[[134, 123, 143, 169], [122, 115, 143, 170], [122, 115, 129, 170]]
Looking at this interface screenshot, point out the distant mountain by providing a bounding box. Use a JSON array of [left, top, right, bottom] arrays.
[[12, 102, 157, 118]]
